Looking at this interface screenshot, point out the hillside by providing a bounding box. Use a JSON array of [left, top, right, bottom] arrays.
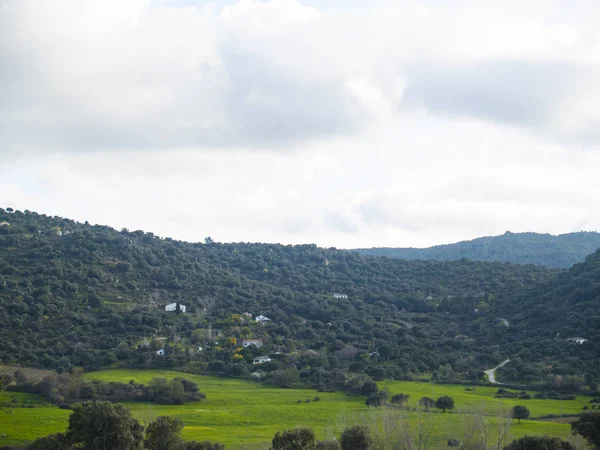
[[1, 207, 598, 390], [354, 231, 600, 268]]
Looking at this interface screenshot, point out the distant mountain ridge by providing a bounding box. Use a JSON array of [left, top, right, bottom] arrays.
[[353, 231, 600, 268]]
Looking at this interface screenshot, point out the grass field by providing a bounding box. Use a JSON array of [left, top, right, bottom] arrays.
[[0, 369, 587, 448]]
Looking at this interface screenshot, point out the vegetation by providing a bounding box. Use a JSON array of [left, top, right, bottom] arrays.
[[354, 231, 600, 268], [504, 435, 576, 450], [513, 405, 531, 424], [339, 425, 370, 450], [2, 208, 599, 386], [571, 411, 600, 449]]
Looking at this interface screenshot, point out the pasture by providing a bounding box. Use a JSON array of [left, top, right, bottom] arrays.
[[0, 369, 588, 448]]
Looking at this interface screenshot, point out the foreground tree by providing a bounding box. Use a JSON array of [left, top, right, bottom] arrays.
[[504, 435, 576, 450], [144, 416, 184, 450], [66, 401, 144, 450], [27, 433, 73, 450], [512, 405, 531, 424], [271, 428, 315, 450], [435, 396, 455, 412], [340, 426, 371, 450], [571, 411, 600, 449]]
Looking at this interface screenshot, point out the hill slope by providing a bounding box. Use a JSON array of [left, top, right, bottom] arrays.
[[1, 207, 598, 388], [354, 231, 600, 268]]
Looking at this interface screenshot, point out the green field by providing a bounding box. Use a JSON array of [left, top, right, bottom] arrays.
[[0, 370, 587, 448]]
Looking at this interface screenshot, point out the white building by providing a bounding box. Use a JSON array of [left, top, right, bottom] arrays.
[[332, 293, 348, 299], [253, 356, 271, 364], [242, 339, 263, 348], [165, 302, 186, 313], [567, 337, 588, 344], [256, 315, 270, 324], [156, 349, 165, 356]]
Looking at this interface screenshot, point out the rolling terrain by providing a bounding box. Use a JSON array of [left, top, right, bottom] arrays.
[[354, 231, 600, 268], [0, 207, 599, 389]]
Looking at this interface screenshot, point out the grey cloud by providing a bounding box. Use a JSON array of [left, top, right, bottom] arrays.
[[401, 60, 575, 129]]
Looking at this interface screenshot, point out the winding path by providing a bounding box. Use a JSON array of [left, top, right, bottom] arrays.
[[484, 359, 510, 384]]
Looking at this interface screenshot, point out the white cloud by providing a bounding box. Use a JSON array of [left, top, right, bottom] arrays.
[[1, 0, 599, 248]]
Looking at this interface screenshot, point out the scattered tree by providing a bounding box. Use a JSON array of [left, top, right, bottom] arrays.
[[340, 425, 371, 450], [419, 397, 436, 411], [271, 428, 315, 450], [504, 435, 576, 450], [571, 411, 600, 450], [144, 416, 184, 450], [390, 393, 409, 405], [512, 405, 531, 424], [436, 396, 455, 412], [66, 401, 144, 450]]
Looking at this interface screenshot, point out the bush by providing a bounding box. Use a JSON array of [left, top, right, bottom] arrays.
[[271, 428, 315, 450], [340, 426, 370, 450], [504, 436, 575, 450]]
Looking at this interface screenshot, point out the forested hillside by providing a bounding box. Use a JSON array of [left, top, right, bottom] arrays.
[[354, 231, 600, 268], [1, 208, 598, 391]]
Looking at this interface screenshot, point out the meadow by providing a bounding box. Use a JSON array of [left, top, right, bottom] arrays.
[[0, 369, 589, 448]]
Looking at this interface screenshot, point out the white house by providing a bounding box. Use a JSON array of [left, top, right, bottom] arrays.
[[253, 356, 271, 364], [242, 339, 263, 348], [567, 337, 588, 344], [256, 315, 270, 324], [332, 293, 348, 299], [156, 349, 165, 356], [165, 302, 186, 313], [0, 221, 9, 227]]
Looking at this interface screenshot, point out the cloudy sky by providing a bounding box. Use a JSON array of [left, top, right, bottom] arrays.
[[1, 0, 599, 248]]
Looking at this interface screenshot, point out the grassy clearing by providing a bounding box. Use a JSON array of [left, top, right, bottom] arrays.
[[0, 369, 585, 448]]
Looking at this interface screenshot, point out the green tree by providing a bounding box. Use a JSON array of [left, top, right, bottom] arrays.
[[66, 401, 144, 450], [435, 395, 455, 412], [418, 396, 435, 410], [271, 428, 315, 450], [27, 433, 73, 450], [144, 416, 184, 450], [340, 426, 370, 450], [504, 435, 575, 450], [390, 393, 409, 404], [512, 405, 531, 424], [571, 411, 600, 449]]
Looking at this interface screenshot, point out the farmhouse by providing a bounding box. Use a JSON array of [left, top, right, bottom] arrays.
[[253, 356, 271, 364], [567, 337, 588, 344], [165, 302, 186, 313], [255, 315, 270, 324], [332, 293, 348, 299], [242, 339, 263, 348]]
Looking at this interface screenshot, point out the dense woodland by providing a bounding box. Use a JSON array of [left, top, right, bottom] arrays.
[[1, 208, 599, 392], [355, 231, 600, 268]]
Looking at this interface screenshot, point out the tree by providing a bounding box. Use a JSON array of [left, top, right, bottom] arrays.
[[271, 428, 315, 450], [512, 405, 531, 424], [571, 411, 600, 449], [390, 393, 409, 405], [27, 433, 73, 450], [504, 435, 576, 450], [418, 397, 435, 410], [66, 401, 144, 450], [340, 426, 371, 450], [144, 416, 184, 450], [435, 396, 454, 412]]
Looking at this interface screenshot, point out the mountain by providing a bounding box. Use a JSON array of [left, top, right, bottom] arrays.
[[1, 207, 598, 390], [494, 249, 600, 383], [353, 231, 600, 268]]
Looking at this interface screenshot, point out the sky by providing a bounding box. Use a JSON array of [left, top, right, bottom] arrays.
[[1, 0, 599, 249]]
